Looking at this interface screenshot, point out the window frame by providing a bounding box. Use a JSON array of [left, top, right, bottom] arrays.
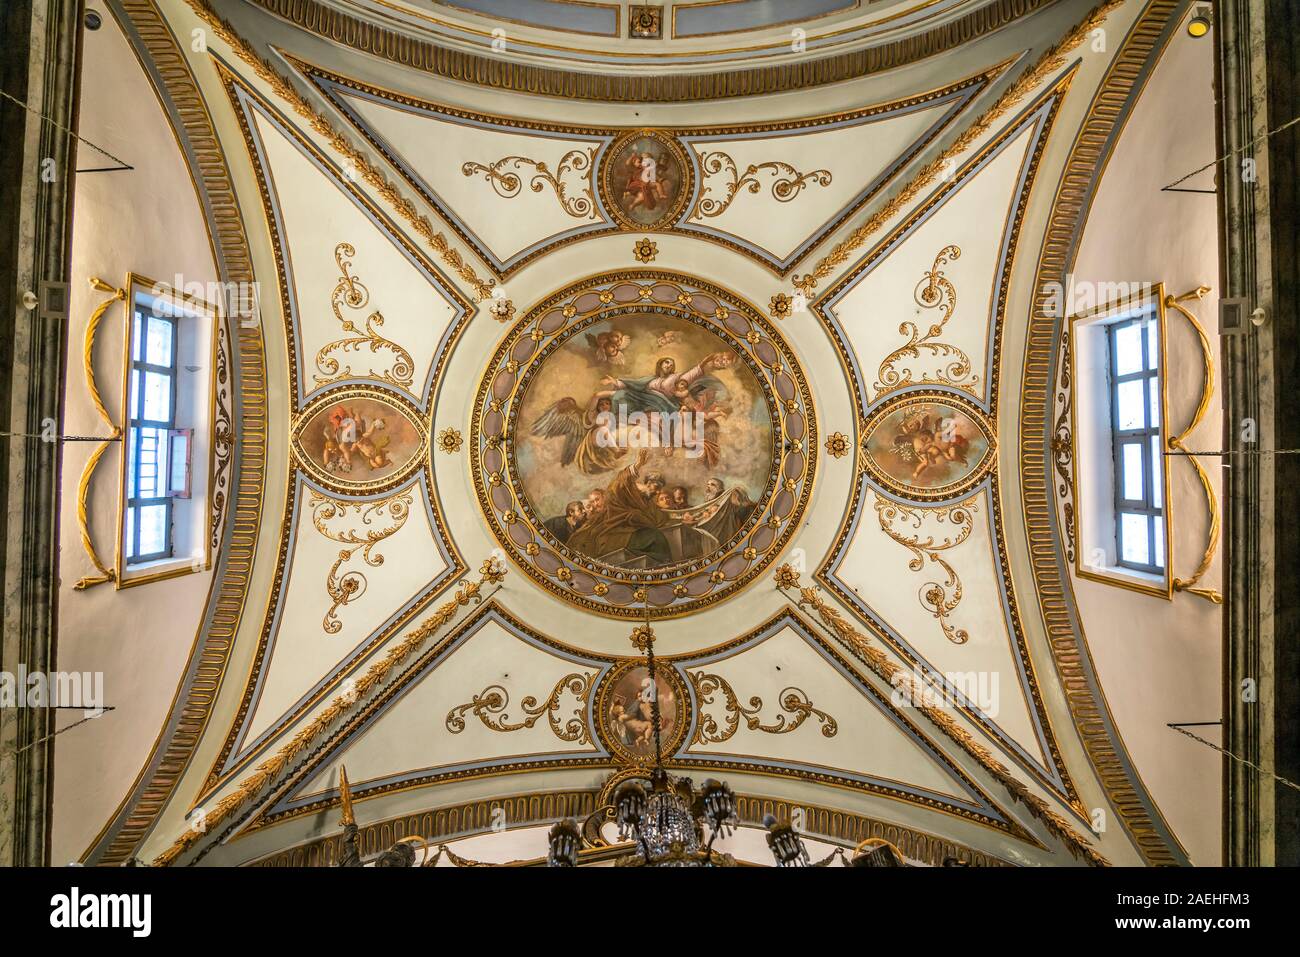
[[125, 307, 179, 564], [1067, 283, 1174, 600], [1107, 316, 1165, 575], [114, 273, 219, 589]]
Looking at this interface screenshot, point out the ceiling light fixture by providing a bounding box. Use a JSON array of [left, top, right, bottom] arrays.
[[1187, 5, 1211, 37]]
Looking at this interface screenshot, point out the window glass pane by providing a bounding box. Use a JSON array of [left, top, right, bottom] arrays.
[[147, 316, 174, 367], [137, 504, 167, 557], [1117, 380, 1146, 430], [1122, 442, 1145, 501], [1148, 377, 1161, 428], [133, 312, 144, 362], [1145, 317, 1159, 371], [1121, 512, 1150, 565], [1114, 322, 1144, 376], [1151, 435, 1164, 509], [127, 426, 138, 497], [125, 506, 135, 560], [129, 369, 140, 420], [136, 427, 169, 498], [1153, 515, 1166, 570], [142, 371, 171, 422]]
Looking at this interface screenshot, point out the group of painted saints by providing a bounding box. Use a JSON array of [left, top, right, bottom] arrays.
[[531, 343, 757, 567]]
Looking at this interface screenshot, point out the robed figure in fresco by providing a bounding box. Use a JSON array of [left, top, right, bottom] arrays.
[[567, 448, 672, 565], [601, 353, 732, 420]]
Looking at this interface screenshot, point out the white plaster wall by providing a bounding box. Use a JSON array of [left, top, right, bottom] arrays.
[[1069, 20, 1222, 864], [51, 2, 218, 864]]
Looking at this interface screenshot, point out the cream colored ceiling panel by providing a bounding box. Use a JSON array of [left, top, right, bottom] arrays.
[[236, 475, 452, 754], [284, 615, 601, 811], [684, 622, 971, 802], [681, 96, 963, 266], [245, 96, 462, 410], [332, 86, 611, 268], [829, 486, 1049, 773], [825, 119, 1039, 408]]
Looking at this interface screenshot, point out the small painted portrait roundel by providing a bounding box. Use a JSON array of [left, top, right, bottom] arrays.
[[599, 130, 692, 231]]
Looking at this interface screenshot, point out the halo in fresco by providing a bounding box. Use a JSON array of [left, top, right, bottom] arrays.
[[516, 314, 774, 572], [860, 391, 995, 501]]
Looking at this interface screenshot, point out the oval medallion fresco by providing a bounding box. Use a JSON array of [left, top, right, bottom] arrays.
[[472, 272, 815, 620], [293, 388, 428, 493], [598, 130, 692, 230], [860, 391, 995, 501], [594, 658, 689, 763]]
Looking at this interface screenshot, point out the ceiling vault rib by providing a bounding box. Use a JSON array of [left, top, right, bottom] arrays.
[[181, 0, 497, 299], [152, 562, 508, 866], [794, 0, 1125, 296], [777, 566, 1107, 865]]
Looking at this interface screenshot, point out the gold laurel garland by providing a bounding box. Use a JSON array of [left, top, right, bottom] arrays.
[[688, 671, 838, 743], [152, 559, 507, 866], [694, 152, 832, 218], [73, 278, 127, 590], [793, 0, 1125, 295], [875, 245, 977, 398], [873, 493, 976, 645], [774, 565, 1107, 866], [461, 149, 596, 219], [315, 242, 416, 389], [180, 0, 494, 300], [309, 489, 414, 634], [445, 672, 595, 743]]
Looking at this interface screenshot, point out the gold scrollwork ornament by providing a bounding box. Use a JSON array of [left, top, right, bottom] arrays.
[[310, 489, 414, 634], [315, 243, 415, 390]]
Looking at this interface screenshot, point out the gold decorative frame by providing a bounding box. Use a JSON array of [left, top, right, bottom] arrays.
[[597, 129, 694, 231], [860, 389, 996, 503], [113, 272, 219, 590], [470, 270, 816, 620], [1067, 283, 1174, 600], [291, 385, 429, 495], [593, 658, 689, 763]]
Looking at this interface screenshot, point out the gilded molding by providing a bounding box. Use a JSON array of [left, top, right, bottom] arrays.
[[794, 0, 1124, 295], [1164, 286, 1223, 604], [775, 566, 1106, 866], [247, 788, 1007, 867], [245, 0, 1054, 102], [183, 0, 495, 300], [1018, 0, 1191, 866], [84, 0, 268, 867], [153, 561, 507, 866]]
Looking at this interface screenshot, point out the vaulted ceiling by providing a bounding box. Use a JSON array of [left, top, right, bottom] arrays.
[[85, 0, 1197, 867]]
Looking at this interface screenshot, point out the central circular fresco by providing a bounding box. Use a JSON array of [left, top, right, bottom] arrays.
[[472, 272, 815, 619]]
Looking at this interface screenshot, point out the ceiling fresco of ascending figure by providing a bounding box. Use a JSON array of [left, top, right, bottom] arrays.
[[40, 0, 1230, 881]]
